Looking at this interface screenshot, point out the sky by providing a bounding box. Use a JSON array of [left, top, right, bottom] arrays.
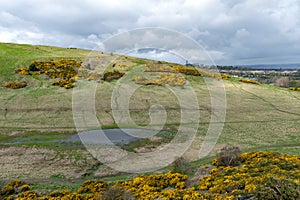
[[0, 0, 300, 65]]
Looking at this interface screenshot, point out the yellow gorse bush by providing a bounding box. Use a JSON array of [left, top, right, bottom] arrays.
[[172, 65, 201, 76], [289, 87, 300, 92], [133, 64, 188, 86], [11, 58, 126, 89], [221, 74, 231, 79], [132, 64, 232, 87], [9, 61, 234, 90], [101, 70, 125, 82], [2, 152, 299, 199], [133, 72, 186, 86], [3, 81, 27, 89], [119, 63, 126, 68], [144, 64, 176, 73], [199, 151, 300, 198], [15, 68, 30, 75], [11, 180, 107, 200], [28, 58, 82, 89], [115, 172, 214, 199], [239, 78, 261, 85]]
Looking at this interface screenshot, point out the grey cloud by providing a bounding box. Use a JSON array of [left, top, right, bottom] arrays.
[[0, 0, 300, 65]]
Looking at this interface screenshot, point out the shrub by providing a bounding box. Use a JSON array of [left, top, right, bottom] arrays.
[[77, 180, 107, 194], [102, 186, 135, 200], [133, 72, 186, 86], [2, 151, 299, 199], [254, 178, 300, 200], [213, 146, 242, 167], [221, 74, 231, 79], [144, 64, 176, 73], [172, 65, 228, 80], [29, 63, 39, 71], [20, 184, 30, 192], [28, 58, 82, 89], [239, 79, 260, 85], [0, 180, 28, 197], [133, 64, 232, 87], [157, 72, 186, 86], [289, 87, 300, 92], [119, 63, 126, 68], [199, 151, 300, 198], [102, 70, 125, 82], [116, 171, 189, 199], [172, 66, 201, 76], [15, 67, 30, 75], [52, 79, 76, 89], [3, 81, 28, 89], [275, 76, 290, 88], [49, 189, 71, 197], [17, 190, 39, 198], [1, 185, 15, 196], [171, 157, 192, 175]]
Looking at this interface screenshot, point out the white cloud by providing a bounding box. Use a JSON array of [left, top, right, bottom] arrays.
[[0, 0, 299, 64]]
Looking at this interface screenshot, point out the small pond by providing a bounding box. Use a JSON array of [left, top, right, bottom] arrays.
[[67, 128, 159, 145], [0, 129, 168, 148]]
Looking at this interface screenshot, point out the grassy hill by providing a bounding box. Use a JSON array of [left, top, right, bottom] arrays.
[[0, 42, 299, 197]]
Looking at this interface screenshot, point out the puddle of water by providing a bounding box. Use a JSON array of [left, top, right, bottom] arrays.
[[69, 128, 159, 145]]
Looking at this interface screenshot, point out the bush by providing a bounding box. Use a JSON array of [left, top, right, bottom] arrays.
[[239, 79, 260, 85], [172, 65, 228, 80], [3, 81, 28, 89], [102, 70, 125, 82], [29, 63, 39, 71], [102, 186, 135, 200], [20, 184, 30, 192], [1, 185, 15, 196], [77, 180, 107, 194], [254, 178, 300, 200], [28, 58, 82, 89], [2, 151, 299, 199], [289, 87, 300, 92], [213, 146, 242, 167], [0, 180, 29, 197], [275, 76, 290, 88], [15, 67, 30, 75], [144, 64, 176, 73], [133, 72, 186, 86], [171, 157, 192, 175], [49, 189, 71, 197], [18, 190, 39, 198], [172, 66, 201, 76], [221, 74, 231, 79], [119, 63, 126, 68], [199, 151, 300, 198]]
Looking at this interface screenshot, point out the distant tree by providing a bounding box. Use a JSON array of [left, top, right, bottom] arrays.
[[275, 76, 290, 88]]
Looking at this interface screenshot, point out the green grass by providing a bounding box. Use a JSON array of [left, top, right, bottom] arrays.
[[29, 179, 84, 194], [0, 131, 85, 150], [0, 42, 299, 183]]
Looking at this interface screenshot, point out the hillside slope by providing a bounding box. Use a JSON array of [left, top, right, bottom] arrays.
[[1, 42, 299, 148], [0, 42, 299, 181]]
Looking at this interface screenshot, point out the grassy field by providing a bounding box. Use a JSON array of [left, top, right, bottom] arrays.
[[0, 42, 299, 188]]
